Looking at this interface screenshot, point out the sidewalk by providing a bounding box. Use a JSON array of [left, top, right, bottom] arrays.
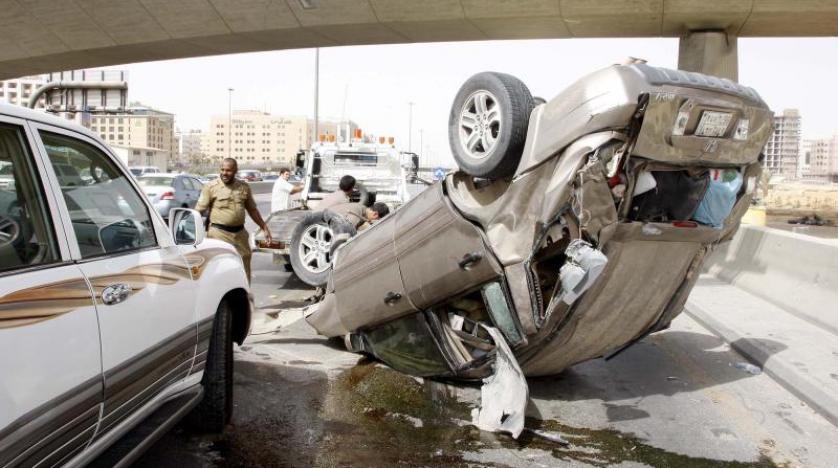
[[685, 275, 838, 427]]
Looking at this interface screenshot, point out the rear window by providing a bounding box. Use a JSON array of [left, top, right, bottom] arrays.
[[137, 176, 175, 187], [334, 152, 378, 165]]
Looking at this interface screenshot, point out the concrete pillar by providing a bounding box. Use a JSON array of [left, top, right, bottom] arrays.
[[678, 30, 738, 82]]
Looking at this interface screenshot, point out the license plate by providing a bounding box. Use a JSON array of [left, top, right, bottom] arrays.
[[695, 111, 733, 137]]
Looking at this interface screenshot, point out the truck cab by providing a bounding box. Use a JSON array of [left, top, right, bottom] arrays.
[[254, 138, 411, 282]]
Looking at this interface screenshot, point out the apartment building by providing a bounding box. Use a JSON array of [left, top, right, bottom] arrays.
[[89, 103, 176, 169], [203, 110, 308, 167], [764, 109, 802, 179], [0, 75, 46, 109]]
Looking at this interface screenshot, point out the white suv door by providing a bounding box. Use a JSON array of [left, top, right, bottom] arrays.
[[0, 119, 103, 466], [32, 125, 199, 439]]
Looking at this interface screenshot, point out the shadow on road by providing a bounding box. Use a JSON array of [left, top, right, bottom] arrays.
[[528, 330, 787, 409]]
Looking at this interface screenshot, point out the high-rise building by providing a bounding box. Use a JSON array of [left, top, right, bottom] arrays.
[[0, 75, 46, 109], [203, 110, 308, 167], [89, 103, 176, 170], [801, 135, 838, 183], [764, 109, 802, 179]]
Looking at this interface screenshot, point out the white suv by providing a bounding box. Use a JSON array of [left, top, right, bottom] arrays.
[[0, 104, 253, 467]]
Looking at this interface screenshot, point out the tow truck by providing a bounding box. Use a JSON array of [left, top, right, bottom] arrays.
[[254, 133, 411, 286]]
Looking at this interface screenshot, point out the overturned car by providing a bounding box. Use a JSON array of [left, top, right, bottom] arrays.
[[306, 64, 772, 435]]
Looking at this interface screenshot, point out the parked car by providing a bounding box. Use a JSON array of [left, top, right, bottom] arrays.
[[238, 169, 262, 182], [0, 162, 14, 191], [305, 64, 772, 436], [137, 173, 203, 219], [0, 103, 253, 466], [128, 165, 161, 177], [263, 173, 279, 181]]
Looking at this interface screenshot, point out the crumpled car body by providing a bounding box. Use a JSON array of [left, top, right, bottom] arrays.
[[307, 64, 772, 384]]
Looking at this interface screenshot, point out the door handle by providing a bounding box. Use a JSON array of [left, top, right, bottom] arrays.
[[383, 291, 402, 306], [458, 251, 483, 271], [101, 283, 132, 306]]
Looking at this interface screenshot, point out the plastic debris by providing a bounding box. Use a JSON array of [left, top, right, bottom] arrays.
[[472, 326, 528, 439], [731, 361, 762, 375], [558, 240, 609, 305], [528, 428, 571, 446]]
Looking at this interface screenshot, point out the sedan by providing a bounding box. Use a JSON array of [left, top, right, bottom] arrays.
[[137, 174, 203, 219], [305, 64, 772, 437]]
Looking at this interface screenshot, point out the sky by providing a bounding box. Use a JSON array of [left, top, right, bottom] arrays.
[[107, 37, 838, 168]]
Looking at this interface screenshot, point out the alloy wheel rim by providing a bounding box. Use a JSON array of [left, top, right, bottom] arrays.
[[459, 90, 502, 160], [298, 223, 332, 273]]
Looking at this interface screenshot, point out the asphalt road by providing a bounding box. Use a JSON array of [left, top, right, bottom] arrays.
[[136, 189, 838, 467]]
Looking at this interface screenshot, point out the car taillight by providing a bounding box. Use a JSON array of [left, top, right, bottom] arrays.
[[160, 191, 175, 200], [672, 220, 698, 228]]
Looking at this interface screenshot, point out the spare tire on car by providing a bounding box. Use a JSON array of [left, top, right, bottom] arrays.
[[448, 72, 535, 179], [289, 211, 356, 287]]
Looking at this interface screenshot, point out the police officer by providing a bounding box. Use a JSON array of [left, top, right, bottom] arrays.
[[195, 158, 272, 282]]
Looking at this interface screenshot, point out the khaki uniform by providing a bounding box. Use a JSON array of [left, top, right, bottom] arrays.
[[326, 202, 370, 231], [195, 178, 257, 280]]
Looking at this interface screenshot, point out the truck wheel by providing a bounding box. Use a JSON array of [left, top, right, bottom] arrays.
[[189, 301, 233, 433], [448, 72, 534, 179], [290, 212, 335, 287]]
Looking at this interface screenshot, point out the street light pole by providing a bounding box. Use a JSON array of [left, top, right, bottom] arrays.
[[419, 128, 424, 168], [408, 102, 414, 152], [313, 48, 319, 147], [227, 88, 234, 159]]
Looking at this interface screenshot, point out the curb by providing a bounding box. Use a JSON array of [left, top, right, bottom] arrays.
[[684, 299, 838, 428]]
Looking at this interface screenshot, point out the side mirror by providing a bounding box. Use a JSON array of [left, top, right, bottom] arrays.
[[169, 208, 205, 246]]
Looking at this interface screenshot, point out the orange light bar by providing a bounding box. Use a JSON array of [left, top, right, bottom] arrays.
[[354, 128, 362, 139]]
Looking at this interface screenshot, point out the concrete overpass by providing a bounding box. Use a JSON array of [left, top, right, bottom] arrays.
[[1, 1, 838, 81]]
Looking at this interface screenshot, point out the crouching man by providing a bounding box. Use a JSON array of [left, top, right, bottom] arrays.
[[325, 202, 390, 255]]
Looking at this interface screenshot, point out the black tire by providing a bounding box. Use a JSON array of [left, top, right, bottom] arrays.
[[448, 72, 535, 178], [289, 212, 335, 287], [189, 301, 233, 433]]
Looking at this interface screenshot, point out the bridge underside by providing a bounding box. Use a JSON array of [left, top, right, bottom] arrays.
[[1, 1, 836, 80]]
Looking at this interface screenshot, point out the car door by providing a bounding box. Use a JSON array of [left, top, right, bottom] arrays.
[[181, 177, 198, 208], [0, 119, 102, 467], [31, 124, 199, 439], [394, 183, 503, 310]]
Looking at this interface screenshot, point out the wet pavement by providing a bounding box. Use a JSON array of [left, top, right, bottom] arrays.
[[134, 251, 838, 467]]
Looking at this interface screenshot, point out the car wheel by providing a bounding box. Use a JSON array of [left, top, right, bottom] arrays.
[[448, 71, 535, 178], [290, 212, 336, 287], [188, 301, 233, 433]]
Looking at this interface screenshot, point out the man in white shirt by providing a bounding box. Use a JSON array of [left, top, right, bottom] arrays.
[[270, 167, 303, 214]]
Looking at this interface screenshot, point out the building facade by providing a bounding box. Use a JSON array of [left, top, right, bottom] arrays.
[[203, 110, 307, 168], [801, 135, 838, 183], [89, 103, 176, 170], [764, 109, 802, 179], [176, 129, 204, 166], [0, 75, 46, 109]]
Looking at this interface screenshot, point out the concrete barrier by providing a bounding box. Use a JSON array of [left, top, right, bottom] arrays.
[[704, 225, 838, 335]]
